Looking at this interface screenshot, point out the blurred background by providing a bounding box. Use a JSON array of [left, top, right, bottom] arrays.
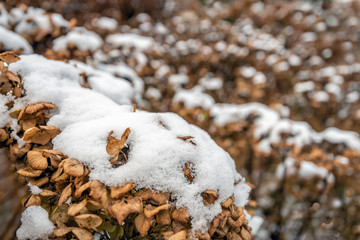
[[1, 0, 360, 239]]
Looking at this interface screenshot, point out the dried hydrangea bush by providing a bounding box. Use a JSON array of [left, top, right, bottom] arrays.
[[0, 52, 252, 240]]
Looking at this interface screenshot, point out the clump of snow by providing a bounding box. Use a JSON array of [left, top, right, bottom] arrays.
[[173, 86, 215, 109], [294, 81, 315, 93], [27, 182, 42, 195], [168, 74, 189, 90], [0, 26, 33, 54], [71, 61, 135, 105], [7, 55, 249, 232], [199, 75, 223, 90], [14, 7, 51, 34], [106, 33, 155, 51], [16, 206, 55, 240], [92, 17, 118, 31], [53, 27, 103, 52], [211, 103, 360, 153], [276, 158, 331, 180]]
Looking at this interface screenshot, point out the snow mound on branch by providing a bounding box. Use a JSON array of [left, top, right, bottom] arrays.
[[8, 55, 250, 232], [16, 206, 55, 240]]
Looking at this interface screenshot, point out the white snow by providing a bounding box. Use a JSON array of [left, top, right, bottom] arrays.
[[16, 206, 55, 240], [173, 86, 215, 109], [92, 17, 118, 31], [199, 76, 223, 90], [27, 182, 42, 195], [276, 158, 330, 180], [294, 81, 315, 93], [6, 55, 249, 233], [168, 74, 189, 90], [106, 33, 155, 51], [53, 27, 103, 52], [0, 26, 33, 54]]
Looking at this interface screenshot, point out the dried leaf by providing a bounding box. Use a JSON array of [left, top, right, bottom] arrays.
[[17, 166, 42, 177], [168, 230, 188, 240], [53, 228, 72, 237], [201, 190, 219, 206], [109, 197, 143, 225], [171, 208, 190, 224], [27, 150, 48, 170], [18, 102, 57, 120], [6, 71, 21, 84], [74, 214, 102, 229], [89, 180, 109, 210], [221, 195, 235, 208], [21, 119, 37, 131], [72, 228, 93, 240], [40, 189, 57, 197], [0, 51, 21, 64], [106, 128, 131, 155], [226, 231, 242, 240], [144, 204, 171, 218], [135, 189, 169, 205], [183, 162, 194, 183], [25, 195, 41, 208], [68, 199, 87, 217], [23, 127, 51, 145], [9, 109, 21, 118], [156, 209, 172, 226], [29, 176, 49, 187], [63, 158, 85, 177], [58, 183, 72, 207], [0, 128, 8, 142], [135, 212, 154, 236], [110, 182, 136, 199]]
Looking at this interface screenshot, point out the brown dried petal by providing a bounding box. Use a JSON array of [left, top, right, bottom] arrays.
[[25, 195, 41, 208], [168, 230, 189, 240], [0, 128, 8, 142], [72, 228, 93, 240], [6, 71, 21, 84], [201, 190, 219, 206], [240, 228, 252, 240], [68, 199, 87, 217], [156, 209, 172, 226], [171, 208, 190, 224], [0, 51, 21, 64], [58, 183, 72, 207], [27, 150, 48, 170], [106, 128, 131, 155], [110, 182, 136, 199], [29, 176, 49, 187], [106, 138, 125, 155], [135, 212, 154, 236], [39, 126, 61, 138], [226, 231, 242, 240], [144, 204, 171, 218], [18, 102, 57, 120], [135, 189, 169, 205], [23, 127, 51, 145], [42, 150, 67, 161], [9, 109, 21, 118], [53, 228, 72, 237], [109, 197, 143, 225], [21, 119, 37, 131], [74, 214, 102, 229], [221, 195, 235, 208], [63, 158, 85, 177], [17, 166, 42, 177], [89, 180, 109, 210], [40, 190, 57, 197]]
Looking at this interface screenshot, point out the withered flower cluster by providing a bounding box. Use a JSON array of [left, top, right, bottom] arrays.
[[0, 52, 251, 240]]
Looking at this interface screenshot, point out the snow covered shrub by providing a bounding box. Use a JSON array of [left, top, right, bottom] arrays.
[[0, 52, 252, 240]]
